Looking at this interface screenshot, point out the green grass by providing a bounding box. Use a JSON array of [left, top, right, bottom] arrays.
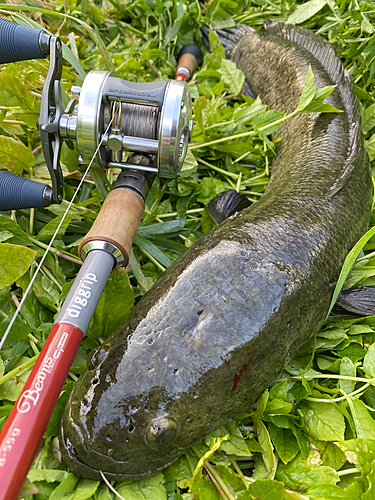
[[0, 0, 375, 498]]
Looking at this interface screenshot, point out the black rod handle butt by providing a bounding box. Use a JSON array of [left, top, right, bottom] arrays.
[[0, 171, 53, 210], [0, 18, 50, 64]]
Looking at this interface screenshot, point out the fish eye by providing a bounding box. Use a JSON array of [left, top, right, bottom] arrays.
[[146, 417, 178, 448]]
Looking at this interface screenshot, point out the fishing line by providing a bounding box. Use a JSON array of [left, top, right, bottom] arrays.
[[99, 471, 126, 500], [0, 115, 116, 352]]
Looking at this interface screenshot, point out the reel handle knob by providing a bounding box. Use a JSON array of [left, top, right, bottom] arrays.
[[0, 171, 53, 211], [175, 44, 203, 81], [78, 188, 145, 268], [0, 18, 50, 64]]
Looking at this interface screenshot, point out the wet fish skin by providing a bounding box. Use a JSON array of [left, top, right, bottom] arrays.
[[60, 21, 372, 480]]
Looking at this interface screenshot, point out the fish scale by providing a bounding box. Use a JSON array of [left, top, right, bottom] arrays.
[[60, 22, 372, 480]]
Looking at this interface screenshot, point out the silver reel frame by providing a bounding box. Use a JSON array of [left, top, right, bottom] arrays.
[[75, 70, 192, 178]]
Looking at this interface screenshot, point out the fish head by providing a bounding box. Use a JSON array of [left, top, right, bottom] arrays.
[[60, 307, 220, 481], [60, 339, 190, 480]]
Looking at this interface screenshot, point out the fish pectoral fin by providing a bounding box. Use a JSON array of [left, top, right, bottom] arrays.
[[333, 286, 375, 317], [205, 190, 252, 225]]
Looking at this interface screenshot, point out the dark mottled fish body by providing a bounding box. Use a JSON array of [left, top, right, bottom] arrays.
[[61, 22, 371, 479]]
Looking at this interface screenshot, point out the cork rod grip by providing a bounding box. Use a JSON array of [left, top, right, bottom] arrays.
[[178, 53, 198, 75], [79, 188, 145, 267]]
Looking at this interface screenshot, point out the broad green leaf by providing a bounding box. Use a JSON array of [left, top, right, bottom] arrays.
[[252, 110, 285, 139], [197, 177, 226, 204], [207, 0, 236, 29], [305, 484, 352, 499], [137, 216, 186, 237], [17, 273, 53, 329], [297, 66, 317, 112], [298, 400, 345, 441], [339, 357, 356, 394], [366, 134, 375, 161], [37, 213, 74, 243], [0, 356, 33, 400], [265, 398, 292, 415], [248, 479, 284, 499], [0, 307, 32, 344], [189, 473, 220, 500], [94, 485, 114, 500], [327, 226, 375, 317], [0, 215, 30, 246], [301, 101, 342, 113], [0, 230, 13, 242], [45, 381, 75, 438], [28, 470, 69, 484], [276, 460, 339, 491], [363, 342, 375, 378], [269, 380, 288, 401], [335, 439, 375, 477], [336, 343, 367, 363], [180, 150, 198, 178], [287, 0, 328, 24], [362, 103, 375, 135], [268, 423, 299, 464], [0, 136, 35, 174], [62, 142, 80, 173], [351, 399, 375, 439], [86, 270, 134, 339], [116, 472, 167, 499], [50, 472, 79, 500], [207, 26, 225, 69], [193, 96, 207, 132], [312, 441, 346, 470], [313, 85, 337, 101], [253, 415, 277, 479], [208, 465, 248, 497], [349, 325, 374, 335], [235, 96, 267, 123], [0, 243, 36, 289], [33, 274, 60, 312], [72, 479, 101, 499], [211, 421, 252, 457], [218, 59, 245, 95], [0, 72, 38, 110]]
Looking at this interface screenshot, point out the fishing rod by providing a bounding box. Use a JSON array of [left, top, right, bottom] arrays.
[[0, 18, 202, 500]]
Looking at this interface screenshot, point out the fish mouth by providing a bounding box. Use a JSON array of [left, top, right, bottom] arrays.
[[60, 423, 178, 481]]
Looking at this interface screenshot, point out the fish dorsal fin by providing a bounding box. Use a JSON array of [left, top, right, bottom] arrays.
[[263, 20, 362, 194], [333, 286, 375, 317], [205, 190, 252, 225]]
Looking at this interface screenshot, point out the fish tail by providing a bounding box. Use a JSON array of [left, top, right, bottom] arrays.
[[263, 20, 365, 195], [263, 20, 359, 133], [202, 24, 255, 53], [214, 24, 256, 53]]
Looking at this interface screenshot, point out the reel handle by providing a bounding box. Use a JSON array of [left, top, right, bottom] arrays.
[[0, 171, 53, 211], [79, 188, 145, 267], [0, 18, 50, 64]]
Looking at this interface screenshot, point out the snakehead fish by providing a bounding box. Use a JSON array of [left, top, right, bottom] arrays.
[[60, 21, 372, 480]]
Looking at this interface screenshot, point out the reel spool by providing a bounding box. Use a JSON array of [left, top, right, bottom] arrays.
[[60, 71, 192, 179]]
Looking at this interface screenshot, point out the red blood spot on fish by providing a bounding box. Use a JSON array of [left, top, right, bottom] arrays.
[[231, 363, 248, 392]]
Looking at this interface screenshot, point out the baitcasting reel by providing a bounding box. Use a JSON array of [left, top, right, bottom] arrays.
[[66, 71, 192, 179], [0, 19, 192, 211]]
